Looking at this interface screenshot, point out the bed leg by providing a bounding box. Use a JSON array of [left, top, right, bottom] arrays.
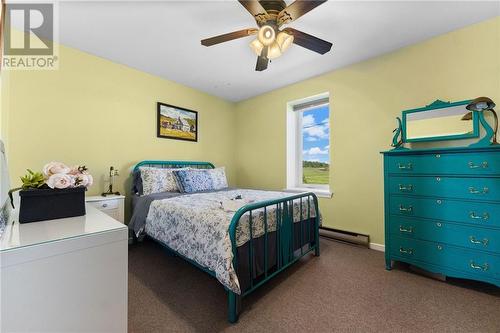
[[228, 291, 239, 323]]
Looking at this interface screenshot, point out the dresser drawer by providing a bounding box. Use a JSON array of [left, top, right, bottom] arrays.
[[389, 176, 500, 201], [390, 196, 500, 228], [386, 152, 500, 175], [389, 216, 500, 253], [390, 236, 500, 279]]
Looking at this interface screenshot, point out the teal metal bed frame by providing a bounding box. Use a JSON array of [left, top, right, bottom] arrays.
[[132, 160, 320, 323]]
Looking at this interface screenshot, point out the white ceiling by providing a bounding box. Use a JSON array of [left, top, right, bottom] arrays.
[[52, 1, 500, 101]]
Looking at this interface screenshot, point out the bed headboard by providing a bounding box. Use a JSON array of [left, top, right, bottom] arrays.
[[131, 161, 215, 196], [132, 160, 215, 172]]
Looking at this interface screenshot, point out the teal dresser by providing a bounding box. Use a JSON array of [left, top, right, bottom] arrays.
[[383, 146, 500, 287]]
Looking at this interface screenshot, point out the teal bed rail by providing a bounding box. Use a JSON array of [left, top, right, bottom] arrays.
[[132, 161, 320, 323], [133, 160, 215, 171], [227, 191, 320, 322]]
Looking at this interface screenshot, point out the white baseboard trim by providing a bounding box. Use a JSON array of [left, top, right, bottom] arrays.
[[369, 243, 385, 252]]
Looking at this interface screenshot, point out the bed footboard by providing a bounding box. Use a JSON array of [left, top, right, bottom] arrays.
[[227, 192, 320, 323]]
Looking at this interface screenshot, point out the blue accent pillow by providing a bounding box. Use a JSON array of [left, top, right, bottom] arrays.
[[173, 169, 215, 193]]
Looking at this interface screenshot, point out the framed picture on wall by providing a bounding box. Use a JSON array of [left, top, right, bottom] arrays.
[[157, 102, 198, 142]]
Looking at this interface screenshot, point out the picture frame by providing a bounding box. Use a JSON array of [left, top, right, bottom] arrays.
[[157, 102, 198, 142]]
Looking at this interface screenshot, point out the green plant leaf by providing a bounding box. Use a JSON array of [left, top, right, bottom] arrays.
[[20, 169, 46, 189]]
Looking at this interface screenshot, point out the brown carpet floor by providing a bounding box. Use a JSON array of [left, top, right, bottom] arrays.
[[128, 238, 500, 333]]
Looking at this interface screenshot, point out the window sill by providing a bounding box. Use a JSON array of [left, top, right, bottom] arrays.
[[284, 188, 333, 198]]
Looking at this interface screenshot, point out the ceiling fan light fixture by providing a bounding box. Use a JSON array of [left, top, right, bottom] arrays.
[[258, 25, 276, 46], [250, 31, 294, 60], [276, 31, 294, 52], [250, 38, 264, 56], [201, 0, 331, 71], [267, 42, 283, 59]]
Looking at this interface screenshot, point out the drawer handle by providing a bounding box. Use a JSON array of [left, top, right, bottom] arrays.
[[469, 187, 489, 194], [470, 261, 489, 271], [469, 212, 489, 221], [399, 205, 413, 213], [468, 161, 488, 169], [398, 184, 413, 192], [399, 226, 414, 234], [399, 247, 414, 255], [398, 163, 413, 170], [102, 203, 108, 208], [469, 236, 489, 246]]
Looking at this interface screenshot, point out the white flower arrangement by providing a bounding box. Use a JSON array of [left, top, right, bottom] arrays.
[[9, 162, 93, 207], [43, 162, 93, 189], [7, 162, 94, 216]]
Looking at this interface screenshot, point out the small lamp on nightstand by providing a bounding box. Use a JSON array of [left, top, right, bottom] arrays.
[[102, 166, 121, 197]]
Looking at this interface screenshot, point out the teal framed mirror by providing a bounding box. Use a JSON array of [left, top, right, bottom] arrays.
[[402, 99, 479, 143]]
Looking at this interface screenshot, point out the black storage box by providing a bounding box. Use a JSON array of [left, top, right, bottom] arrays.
[[19, 187, 86, 223]]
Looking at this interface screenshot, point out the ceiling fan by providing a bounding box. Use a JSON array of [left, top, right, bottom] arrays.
[[201, 0, 333, 71]]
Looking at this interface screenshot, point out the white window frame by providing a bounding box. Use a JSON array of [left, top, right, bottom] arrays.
[[286, 92, 332, 198]]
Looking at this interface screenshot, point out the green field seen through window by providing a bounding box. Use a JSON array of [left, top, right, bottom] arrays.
[[302, 161, 329, 185]]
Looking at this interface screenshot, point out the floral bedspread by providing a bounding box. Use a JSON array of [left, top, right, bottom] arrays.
[[145, 189, 317, 294]]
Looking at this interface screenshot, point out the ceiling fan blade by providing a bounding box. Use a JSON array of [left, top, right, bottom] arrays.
[[238, 0, 269, 25], [278, 0, 327, 25], [283, 28, 332, 55], [201, 28, 258, 47], [255, 46, 268, 71], [255, 56, 268, 71]]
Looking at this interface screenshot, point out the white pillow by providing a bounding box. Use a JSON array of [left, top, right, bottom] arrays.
[[139, 167, 187, 195], [208, 167, 228, 190]]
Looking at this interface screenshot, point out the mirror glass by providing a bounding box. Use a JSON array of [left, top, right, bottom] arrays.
[[405, 104, 477, 141]]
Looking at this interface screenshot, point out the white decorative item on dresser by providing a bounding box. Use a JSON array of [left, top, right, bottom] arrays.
[[0, 204, 128, 333], [86, 194, 125, 223]]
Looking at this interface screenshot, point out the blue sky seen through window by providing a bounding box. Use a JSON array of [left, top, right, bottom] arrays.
[[301, 105, 330, 185], [302, 105, 330, 164]]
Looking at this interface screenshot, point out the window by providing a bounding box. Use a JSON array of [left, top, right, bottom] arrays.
[[286, 93, 331, 197]]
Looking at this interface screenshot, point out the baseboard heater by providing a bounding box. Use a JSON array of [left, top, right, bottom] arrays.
[[319, 226, 370, 248]]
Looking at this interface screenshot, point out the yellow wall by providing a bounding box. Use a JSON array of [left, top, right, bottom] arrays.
[[234, 17, 500, 245], [2, 44, 236, 198]]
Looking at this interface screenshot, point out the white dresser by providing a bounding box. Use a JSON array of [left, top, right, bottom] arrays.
[[0, 205, 128, 333]]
